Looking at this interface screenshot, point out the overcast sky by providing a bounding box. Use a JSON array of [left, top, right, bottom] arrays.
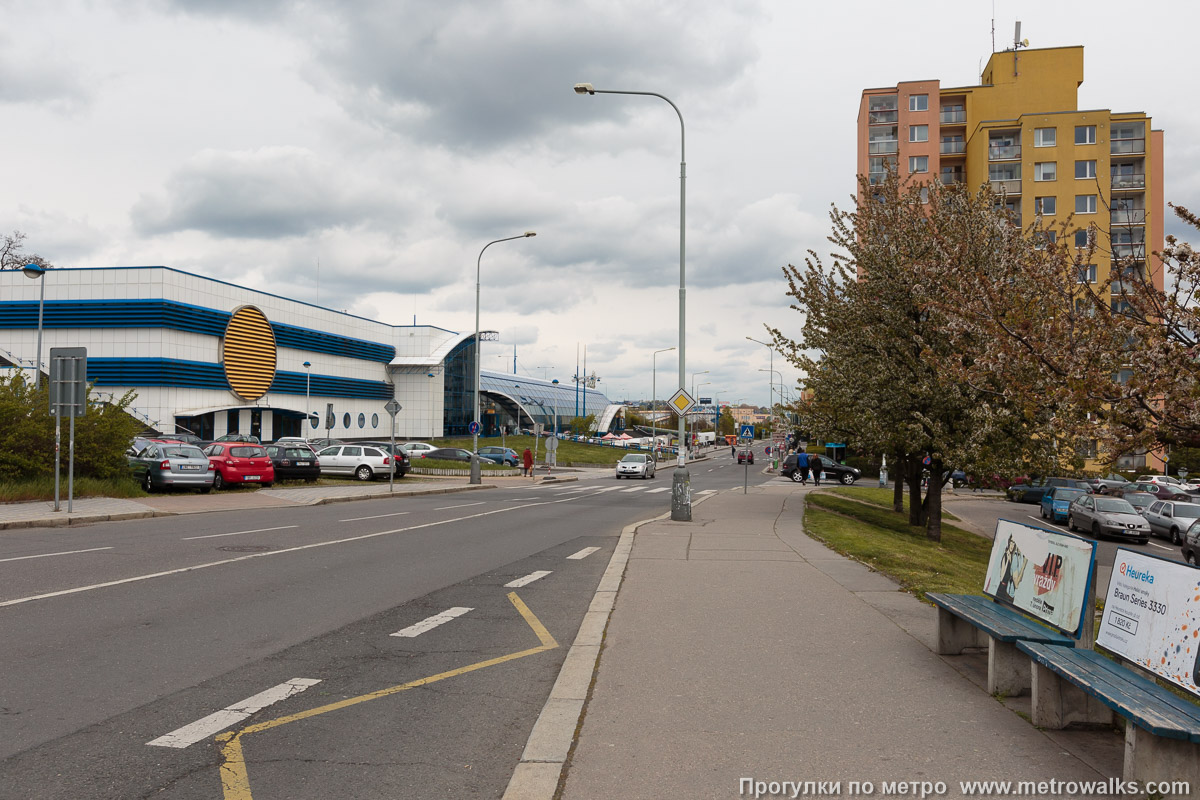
[[3, 0, 1196, 408]]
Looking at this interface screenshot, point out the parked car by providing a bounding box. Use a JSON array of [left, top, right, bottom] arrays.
[[271, 436, 313, 446], [1143, 500, 1200, 545], [809, 454, 861, 485], [780, 453, 804, 482], [1040, 487, 1087, 523], [1136, 474, 1186, 487], [1116, 481, 1193, 502], [209, 433, 261, 445], [1087, 473, 1131, 494], [317, 444, 399, 481], [421, 447, 474, 463], [128, 443, 213, 493], [615, 453, 656, 479], [737, 448, 755, 465], [1067, 494, 1150, 544], [308, 438, 343, 451], [1182, 520, 1200, 566], [264, 443, 321, 482], [1120, 491, 1157, 517], [1007, 477, 1091, 504], [203, 443, 275, 489], [159, 432, 203, 446], [479, 446, 520, 467], [356, 442, 410, 476], [399, 442, 438, 457]]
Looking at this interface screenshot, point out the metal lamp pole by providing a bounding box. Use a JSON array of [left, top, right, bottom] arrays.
[[303, 361, 311, 440], [746, 336, 774, 411], [575, 82, 691, 521], [21, 263, 46, 391], [473, 232, 536, 485], [651, 346, 675, 454], [690, 370, 708, 452], [693, 380, 710, 450]]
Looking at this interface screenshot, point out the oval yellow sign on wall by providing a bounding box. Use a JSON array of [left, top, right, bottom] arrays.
[[222, 305, 277, 401]]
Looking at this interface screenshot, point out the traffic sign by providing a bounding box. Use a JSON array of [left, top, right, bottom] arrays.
[[668, 388, 696, 416], [739, 424, 755, 439], [49, 347, 87, 418], [384, 399, 402, 417], [468, 420, 481, 435]]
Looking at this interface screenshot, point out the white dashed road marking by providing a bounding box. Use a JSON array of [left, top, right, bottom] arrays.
[[146, 678, 321, 748], [646, 487, 670, 494], [1149, 542, 1173, 551], [505, 570, 552, 588], [0, 546, 113, 564], [697, 489, 717, 495], [567, 547, 601, 560], [340, 511, 410, 522], [435, 502, 485, 511], [390, 607, 474, 638], [182, 525, 298, 541], [619, 486, 646, 492]]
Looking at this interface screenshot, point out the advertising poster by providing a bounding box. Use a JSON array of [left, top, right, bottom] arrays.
[[982, 519, 1096, 636], [1097, 549, 1200, 696]]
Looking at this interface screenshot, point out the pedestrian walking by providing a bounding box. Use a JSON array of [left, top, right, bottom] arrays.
[[812, 456, 822, 486], [522, 447, 533, 478], [731, 444, 737, 457], [796, 450, 809, 485]]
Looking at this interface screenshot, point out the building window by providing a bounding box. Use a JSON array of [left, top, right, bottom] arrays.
[[357, 412, 366, 428], [1077, 264, 1097, 283], [1034, 230, 1058, 250], [909, 125, 928, 143], [1034, 162, 1056, 181], [1076, 195, 1097, 214], [919, 187, 929, 204], [227, 410, 240, 433], [909, 94, 928, 112], [342, 412, 351, 428], [1035, 196, 1056, 215], [1075, 160, 1097, 179], [371, 413, 379, 428], [1034, 127, 1056, 147], [909, 155, 928, 173], [1075, 125, 1097, 145], [1074, 229, 1090, 248]]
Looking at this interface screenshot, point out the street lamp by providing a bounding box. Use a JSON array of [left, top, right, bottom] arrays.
[[759, 368, 783, 421], [651, 346, 675, 452], [427, 372, 436, 439], [575, 82, 691, 521], [746, 336, 774, 410], [473, 232, 536, 485], [21, 263, 46, 391], [303, 361, 311, 440], [693, 381, 710, 448]]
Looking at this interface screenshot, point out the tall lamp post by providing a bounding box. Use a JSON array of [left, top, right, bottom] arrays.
[[473, 232, 536, 485], [303, 361, 312, 440], [693, 380, 710, 449], [746, 336, 774, 411], [575, 82, 691, 521], [690, 370, 709, 452], [651, 346, 675, 452], [21, 263, 46, 391]]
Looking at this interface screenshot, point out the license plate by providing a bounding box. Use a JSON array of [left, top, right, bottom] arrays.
[[179, 464, 201, 471], [245, 475, 260, 481], [296, 462, 310, 466]]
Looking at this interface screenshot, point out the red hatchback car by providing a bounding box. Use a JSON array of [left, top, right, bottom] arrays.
[[203, 443, 276, 489]]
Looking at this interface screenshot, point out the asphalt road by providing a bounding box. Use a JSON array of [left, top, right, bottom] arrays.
[[0, 450, 770, 799]]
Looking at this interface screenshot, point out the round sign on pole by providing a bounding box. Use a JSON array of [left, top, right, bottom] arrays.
[[468, 420, 481, 435], [922, 455, 931, 466]]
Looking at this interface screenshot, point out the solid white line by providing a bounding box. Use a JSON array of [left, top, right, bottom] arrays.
[[505, 570, 552, 588], [0, 490, 610, 609], [146, 678, 320, 748], [339, 511, 410, 522], [646, 487, 670, 494], [390, 607, 473, 638], [697, 489, 717, 495], [434, 502, 485, 511], [182, 525, 298, 541], [1148, 542, 1173, 551], [566, 547, 600, 560], [0, 546, 114, 564]]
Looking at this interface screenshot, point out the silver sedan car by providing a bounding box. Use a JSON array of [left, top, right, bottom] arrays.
[[616, 453, 656, 480], [129, 443, 213, 493], [1067, 494, 1150, 544]]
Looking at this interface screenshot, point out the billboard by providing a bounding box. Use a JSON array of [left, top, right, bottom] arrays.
[[1097, 549, 1200, 697], [982, 519, 1096, 636]]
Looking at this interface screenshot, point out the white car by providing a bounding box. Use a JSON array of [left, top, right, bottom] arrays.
[[399, 442, 437, 457], [616, 453, 656, 480], [317, 445, 396, 481]]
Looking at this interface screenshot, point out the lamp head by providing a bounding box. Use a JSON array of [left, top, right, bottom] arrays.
[[524, 231, 536, 237], [22, 263, 45, 280], [573, 83, 595, 95], [552, 379, 559, 385], [303, 361, 311, 368], [427, 372, 435, 378]]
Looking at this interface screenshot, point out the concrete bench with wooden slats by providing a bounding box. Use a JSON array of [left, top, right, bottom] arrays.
[[1018, 641, 1200, 788], [927, 592, 1076, 696]]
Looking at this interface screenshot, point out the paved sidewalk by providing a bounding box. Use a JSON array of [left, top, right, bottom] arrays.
[[553, 485, 1120, 799]]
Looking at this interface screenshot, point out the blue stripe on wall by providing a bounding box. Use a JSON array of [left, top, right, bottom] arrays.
[[0, 300, 396, 363], [86, 358, 394, 400]]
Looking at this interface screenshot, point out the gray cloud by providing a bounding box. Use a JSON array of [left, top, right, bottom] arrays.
[[0, 34, 91, 112]]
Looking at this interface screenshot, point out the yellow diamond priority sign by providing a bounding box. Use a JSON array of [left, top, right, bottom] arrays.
[[668, 388, 696, 417]]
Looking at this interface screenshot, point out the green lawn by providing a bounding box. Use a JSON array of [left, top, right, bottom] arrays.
[[0, 476, 149, 503], [824, 485, 960, 521], [803, 491, 991, 600]]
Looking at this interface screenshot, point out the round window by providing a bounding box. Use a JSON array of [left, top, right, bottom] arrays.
[[310, 416, 318, 430], [342, 413, 351, 428], [371, 413, 379, 428], [358, 413, 366, 429]]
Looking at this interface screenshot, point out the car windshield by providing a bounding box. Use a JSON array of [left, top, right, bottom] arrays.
[[285, 448, 312, 458], [1096, 498, 1136, 514], [230, 446, 265, 457], [162, 446, 205, 459], [621, 455, 647, 463], [1054, 489, 1085, 502]]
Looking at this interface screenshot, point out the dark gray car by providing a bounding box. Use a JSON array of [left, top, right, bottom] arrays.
[[1067, 494, 1150, 543], [129, 443, 213, 493]]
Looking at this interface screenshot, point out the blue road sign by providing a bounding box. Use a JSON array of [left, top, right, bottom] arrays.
[[468, 420, 482, 435], [739, 424, 755, 439]]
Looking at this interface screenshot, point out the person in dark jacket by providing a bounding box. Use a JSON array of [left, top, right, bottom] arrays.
[[522, 447, 534, 478], [796, 451, 810, 485]]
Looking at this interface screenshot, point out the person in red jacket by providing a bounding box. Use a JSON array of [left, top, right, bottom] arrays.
[[522, 447, 534, 478]]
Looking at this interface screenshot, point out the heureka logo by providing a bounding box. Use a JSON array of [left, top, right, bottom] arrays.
[[1119, 562, 1155, 584]]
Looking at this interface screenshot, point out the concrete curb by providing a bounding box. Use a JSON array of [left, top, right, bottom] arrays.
[[501, 490, 719, 800]]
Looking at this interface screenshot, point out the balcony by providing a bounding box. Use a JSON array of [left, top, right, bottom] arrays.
[[940, 141, 966, 155], [989, 179, 1021, 195], [1112, 244, 1145, 260], [868, 172, 886, 185], [1111, 138, 1145, 155], [1111, 174, 1145, 190], [940, 173, 964, 185], [868, 110, 898, 124], [1111, 209, 1146, 225], [940, 110, 966, 124], [868, 140, 899, 155], [988, 144, 1021, 161]]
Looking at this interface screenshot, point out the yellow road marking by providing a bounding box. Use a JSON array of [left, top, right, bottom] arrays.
[[218, 591, 557, 800]]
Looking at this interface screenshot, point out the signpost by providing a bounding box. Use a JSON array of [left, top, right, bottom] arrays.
[[385, 399, 402, 492], [49, 347, 87, 512], [546, 435, 558, 472]]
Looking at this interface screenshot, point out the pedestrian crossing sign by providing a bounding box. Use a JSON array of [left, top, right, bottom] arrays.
[[739, 424, 755, 439]]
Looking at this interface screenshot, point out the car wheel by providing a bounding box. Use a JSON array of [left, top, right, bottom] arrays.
[[1067, 514, 1075, 531], [213, 473, 224, 490], [1172, 527, 1183, 546], [840, 473, 854, 485], [791, 472, 803, 483], [355, 465, 373, 481], [142, 472, 154, 493], [1188, 551, 1198, 566], [1138, 538, 1149, 545], [1040, 506, 1047, 519]]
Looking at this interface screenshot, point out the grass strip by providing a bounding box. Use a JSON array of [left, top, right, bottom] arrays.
[[0, 477, 147, 503], [803, 492, 991, 600], [824, 485, 961, 521]]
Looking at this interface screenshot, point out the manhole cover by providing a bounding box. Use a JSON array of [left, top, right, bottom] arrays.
[[218, 545, 273, 553]]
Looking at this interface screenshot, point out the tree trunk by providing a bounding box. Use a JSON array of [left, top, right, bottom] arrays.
[[892, 452, 904, 513], [907, 458, 925, 527], [924, 459, 943, 542]]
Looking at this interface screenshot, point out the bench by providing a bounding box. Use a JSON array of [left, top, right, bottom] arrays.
[[927, 592, 1076, 696], [1018, 641, 1200, 787]]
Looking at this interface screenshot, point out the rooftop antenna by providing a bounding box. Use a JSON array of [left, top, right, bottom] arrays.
[[990, 1, 995, 53], [1012, 21, 1029, 77]]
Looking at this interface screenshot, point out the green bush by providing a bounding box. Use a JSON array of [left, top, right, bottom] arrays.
[[0, 372, 143, 482]]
